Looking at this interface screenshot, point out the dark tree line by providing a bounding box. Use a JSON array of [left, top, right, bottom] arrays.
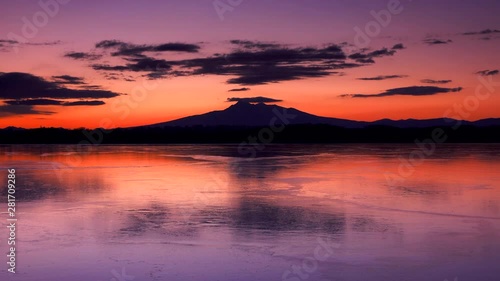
[[0, 125, 499, 144]]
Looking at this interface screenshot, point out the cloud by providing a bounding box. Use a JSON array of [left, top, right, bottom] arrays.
[[476, 69, 499, 76], [62, 100, 105, 106], [462, 29, 500, 35], [5, 99, 63, 105], [0, 39, 18, 44], [101, 57, 171, 71], [0, 104, 54, 117], [392, 43, 405, 50], [182, 45, 392, 85], [95, 40, 124, 48], [67, 40, 403, 85], [367, 48, 396, 57], [0, 40, 62, 52], [0, 39, 18, 52], [4, 99, 104, 106], [423, 38, 453, 45], [224, 65, 341, 85], [462, 29, 500, 40], [226, 96, 283, 103], [0, 72, 121, 100], [94, 40, 200, 57], [91, 64, 129, 71], [348, 48, 396, 63], [341, 86, 463, 98], [80, 85, 105, 89], [101, 72, 136, 81], [52, 75, 86, 85], [0, 72, 119, 115], [98, 44, 349, 83], [357, 75, 407, 81], [420, 79, 452, 84], [230, 40, 282, 50], [228, 87, 250, 92], [92, 57, 172, 78], [64, 51, 102, 60]]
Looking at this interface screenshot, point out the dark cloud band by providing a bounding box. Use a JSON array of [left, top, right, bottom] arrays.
[[227, 97, 282, 103], [341, 86, 462, 98], [66, 39, 405, 85], [357, 75, 407, 81]]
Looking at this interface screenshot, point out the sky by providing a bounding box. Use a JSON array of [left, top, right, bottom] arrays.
[[0, 0, 499, 129]]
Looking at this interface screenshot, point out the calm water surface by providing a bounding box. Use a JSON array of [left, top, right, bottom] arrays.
[[1, 144, 499, 281]]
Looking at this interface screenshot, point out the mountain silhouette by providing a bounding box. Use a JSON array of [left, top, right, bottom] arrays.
[[2, 101, 500, 143], [148, 101, 366, 128], [146, 101, 500, 128]]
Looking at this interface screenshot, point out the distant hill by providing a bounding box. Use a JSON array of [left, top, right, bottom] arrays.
[[145, 101, 500, 129]]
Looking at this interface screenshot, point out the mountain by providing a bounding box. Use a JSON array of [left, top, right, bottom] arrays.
[[148, 101, 367, 128], [146, 101, 500, 129]]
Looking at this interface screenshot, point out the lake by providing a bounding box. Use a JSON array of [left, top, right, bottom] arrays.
[[1, 144, 499, 281]]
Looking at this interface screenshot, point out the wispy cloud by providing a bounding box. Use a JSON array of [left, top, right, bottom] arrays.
[[227, 96, 282, 103], [341, 86, 462, 98], [0, 39, 18, 44], [476, 69, 499, 76], [52, 75, 86, 85], [0, 39, 62, 52], [461, 29, 500, 40], [62, 100, 105, 106], [0, 39, 19, 52], [420, 79, 452, 84], [5, 99, 105, 106], [64, 51, 102, 60], [5, 99, 63, 105], [348, 47, 397, 63], [423, 38, 453, 45], [228, 87, 250, 92], [230, 40, 281, 50], [462, 29, 500, 36], [357, 75, 407, 81], [391, 43, 405, 50]]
